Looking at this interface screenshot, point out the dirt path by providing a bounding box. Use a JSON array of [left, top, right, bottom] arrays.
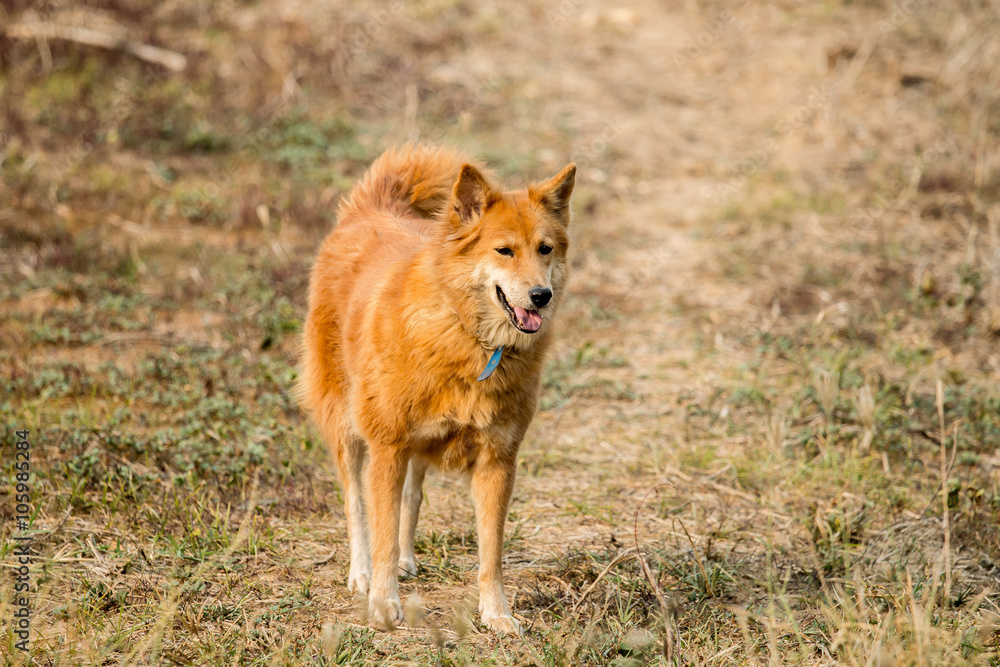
[[296, 0, 814, 634]]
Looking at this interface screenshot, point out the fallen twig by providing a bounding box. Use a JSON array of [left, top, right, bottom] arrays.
[[299, 549, 337, 568], [5, 16, 187, 71], [570, 547, 635, 613]]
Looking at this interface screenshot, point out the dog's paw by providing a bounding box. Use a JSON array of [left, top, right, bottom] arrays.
[[482, 612, 522, 636], [369, 596, 404, 630], [347, 566, 372, 595], [398, 555, 419, 578]]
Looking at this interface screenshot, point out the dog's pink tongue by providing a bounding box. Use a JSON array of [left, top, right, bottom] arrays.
[[514, 307, 543, 332]]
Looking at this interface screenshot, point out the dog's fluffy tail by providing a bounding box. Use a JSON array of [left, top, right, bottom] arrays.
[[337, 143, 474, 222]]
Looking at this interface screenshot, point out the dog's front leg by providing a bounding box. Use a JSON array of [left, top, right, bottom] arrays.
[[366, 445, 409, 629], [472, 450, 521, 635]]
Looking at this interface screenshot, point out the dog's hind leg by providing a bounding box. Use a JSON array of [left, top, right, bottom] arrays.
[[319, 402, 372, 595], [398, 456, 428, 578], [339, 434, 372, 595]]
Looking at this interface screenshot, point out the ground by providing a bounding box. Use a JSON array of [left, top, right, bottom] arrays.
[[2, 0, 1000, 664]]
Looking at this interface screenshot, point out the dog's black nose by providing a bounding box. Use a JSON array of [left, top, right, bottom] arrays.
[[529, 286, 552, 308]]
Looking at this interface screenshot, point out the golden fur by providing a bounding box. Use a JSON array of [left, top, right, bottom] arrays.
[[298, 143, 576, 634]]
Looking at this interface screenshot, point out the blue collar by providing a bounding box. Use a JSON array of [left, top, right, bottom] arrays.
[[476, 346, 504, 381]]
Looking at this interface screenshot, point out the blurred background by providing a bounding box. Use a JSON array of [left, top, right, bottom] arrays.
[[2, 0, 999, 664]]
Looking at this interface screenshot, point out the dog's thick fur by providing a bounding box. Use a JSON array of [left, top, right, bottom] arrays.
[[299, 144, 575, 634]]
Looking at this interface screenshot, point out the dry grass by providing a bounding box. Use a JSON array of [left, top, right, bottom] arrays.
[[2, 0, 1000, 664]]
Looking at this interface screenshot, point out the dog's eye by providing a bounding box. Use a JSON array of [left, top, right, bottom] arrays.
[[539, 244, 553, 255], [496, 247, 514, 257]]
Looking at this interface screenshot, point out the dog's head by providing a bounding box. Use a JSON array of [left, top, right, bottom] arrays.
[[440, 162, 576, 350]]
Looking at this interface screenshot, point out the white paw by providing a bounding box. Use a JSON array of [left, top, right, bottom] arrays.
[[369, 596, 404, 630], [398, 555, 419, 578], [347, 565, 371, 595], [482, 612, 522, 635]]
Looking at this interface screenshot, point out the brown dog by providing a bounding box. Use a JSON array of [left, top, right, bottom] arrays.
[[299, 144, 575, 634]]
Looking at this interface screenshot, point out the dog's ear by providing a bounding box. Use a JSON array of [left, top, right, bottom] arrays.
[[532, 163, 576, 224], [449, 164, 492, 227]]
